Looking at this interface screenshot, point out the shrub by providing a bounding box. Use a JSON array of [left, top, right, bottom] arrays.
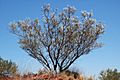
[[0, 57, 18, 77], [99, 68, 120, 80]]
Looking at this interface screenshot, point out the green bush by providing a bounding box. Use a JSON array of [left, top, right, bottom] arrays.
[[0, 57, 18, 76], [99, 68, 120, 80]]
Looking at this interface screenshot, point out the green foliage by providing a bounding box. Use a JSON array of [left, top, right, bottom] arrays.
[[0, 57, 18, 76], [99, 68, 120, 80]]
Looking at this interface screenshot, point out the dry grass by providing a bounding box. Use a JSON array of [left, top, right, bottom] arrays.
[[0, 70, 94, 80]]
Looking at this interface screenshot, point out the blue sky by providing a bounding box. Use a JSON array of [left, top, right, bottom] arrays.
[[0, 0, 120, 76]]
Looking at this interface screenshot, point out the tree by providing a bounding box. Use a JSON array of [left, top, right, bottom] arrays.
[[0, 57, 18, 76], [99, 68, 120, 80], [9, 4, 104, 73]]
